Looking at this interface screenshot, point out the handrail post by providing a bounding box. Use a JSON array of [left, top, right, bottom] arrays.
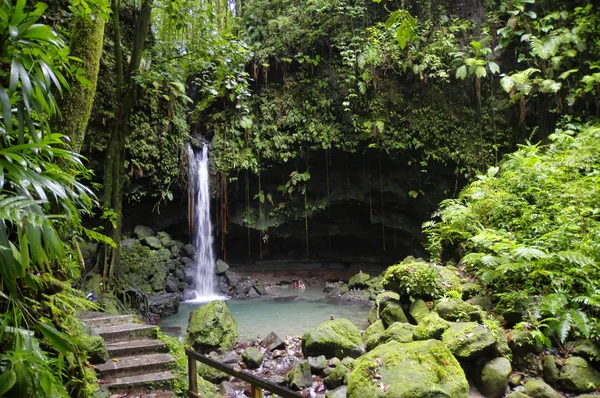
[[251, 385, 263, 398], [188, 355, 197, 394]]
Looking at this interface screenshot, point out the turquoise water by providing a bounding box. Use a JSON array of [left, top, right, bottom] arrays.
[[159, 286, 371, 341]]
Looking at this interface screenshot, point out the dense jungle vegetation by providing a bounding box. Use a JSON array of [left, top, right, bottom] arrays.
[[0, 0, 599, 395]]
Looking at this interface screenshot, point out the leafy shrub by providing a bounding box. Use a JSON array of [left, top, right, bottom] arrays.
[[425, 123, 600, 339]]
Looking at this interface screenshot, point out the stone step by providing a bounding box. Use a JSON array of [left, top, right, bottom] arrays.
[[95, 353, 175, 379], [107, 338, 168, 357], [82, 314, 135, 328], [95, 323, 157, 343], [102, 370, 176, 392]]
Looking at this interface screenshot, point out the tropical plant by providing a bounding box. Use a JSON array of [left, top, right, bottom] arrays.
[[0, 1, 104, 395]]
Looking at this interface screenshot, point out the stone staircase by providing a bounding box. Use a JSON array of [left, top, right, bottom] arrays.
[[79, 312, 177, 395]]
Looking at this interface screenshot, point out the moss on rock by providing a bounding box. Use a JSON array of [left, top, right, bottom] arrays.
[[186, 301, 237, 352], [413, 312, 450, 340], [366, 322, 415, 350], [558, 356, 600, 393], [302, 318, 365, 359], [434, 298, 475, 322], [362, 319, 386, 344], [441, 322, 495, 359], [409, 299, 430, 324], [347, 340, 469, 398]]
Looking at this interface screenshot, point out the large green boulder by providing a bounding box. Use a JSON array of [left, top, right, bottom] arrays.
[[347, 340, 469, 398], [379, 300, 409, 327], [348, 272, 370, 289], [572, 339, 600, 362], [524, 378, 561, 398], [479, 357, 512, 398], [434, 298, 475, 321], [441, 322, 495, 359], [409, 299, 430, 324], [542, 355, 558, 386], [366, 322, 415, 350], [186, 301, 237, 352], [558, 356, 600, 393], [302, 318, 365, 359], [413, 312, 450, 340]]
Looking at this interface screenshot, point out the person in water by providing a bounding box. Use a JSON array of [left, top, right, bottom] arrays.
[[294, 279, 306, 290]]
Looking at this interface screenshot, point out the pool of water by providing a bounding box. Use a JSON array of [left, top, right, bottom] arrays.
[[159, 286, 371, 341]]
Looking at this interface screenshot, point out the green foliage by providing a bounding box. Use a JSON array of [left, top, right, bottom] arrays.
[[425, 122, 600, 339], [0, 1, 106, 395]]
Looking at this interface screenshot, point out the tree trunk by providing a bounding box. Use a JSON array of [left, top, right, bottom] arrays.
[[102, 0, 153, 278], [56, 14, 106, 153]]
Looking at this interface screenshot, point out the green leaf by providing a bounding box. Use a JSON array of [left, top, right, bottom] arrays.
[[0, 369, 17, 396], [488, 61, 500, 75], [456, 65, 467, 80], [475, 65, 487, 79], [36, 321, 75, 354]]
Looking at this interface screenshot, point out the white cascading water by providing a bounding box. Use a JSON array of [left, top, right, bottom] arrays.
[[187, 143, 223, 301]]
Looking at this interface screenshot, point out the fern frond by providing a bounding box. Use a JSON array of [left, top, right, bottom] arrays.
[[512, 245, 548, 260], [556, 250, 595, 267]]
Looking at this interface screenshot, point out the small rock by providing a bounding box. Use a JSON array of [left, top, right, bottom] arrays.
[[148, 293, 179, 318], [182, 243, 196, 257], [524, 378, 561, 398], [268, 375, 286, 385], [165, 278, 178, 293], [143, 236, 163, 250], [506, 392, 529, 398], [329, 358, 341, 367], [340, 357, 354, 367], [362, 319, 385, 344], [134, 225, 154, 239], [434, 298, 475, 321], [219, 352, 241, 364], [542, 355, 558, 386], [480, 357, 512, 398], [409, 299, 430, 324], [181, 289, 197, 302], [218, 381, 236, 396], [308, 355, 327, 374], [558, 355, 600, 393], [379, 300, 409, 327], [215, 259, 229, 275], [324, 364, 349, 389], [262, 332, 286, 351], [509, 373, 523, 387], [242, 347, 263, 369], [288, 360, 312, 390], [325, 385, 347, 398]]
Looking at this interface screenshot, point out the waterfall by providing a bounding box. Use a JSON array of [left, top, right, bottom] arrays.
[[187, 143, 223, 301]]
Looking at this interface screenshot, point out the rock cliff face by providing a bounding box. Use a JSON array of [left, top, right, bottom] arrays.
[[121, 148, 460, 267]]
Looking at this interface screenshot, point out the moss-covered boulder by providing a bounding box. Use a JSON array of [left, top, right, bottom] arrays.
[[143, 235, 163, 249], [409, 299, 430, 324], [186, 301, 237, 352], [366, 322, 415, 350], [324, 363, 350, 389], [379, 300, 409, 327], [347, 340, 468, 398], [572, 339, 600, 362], [288, 360, 312, 390], [367, 303, 379, 324], [524, 378, 561, 398], [134, 225, 154, 239], [479, 357, 511, 398], [120, 242, 172, 294], [308, 355, 327, 374], [197, 375, 219, 397], [441, 322, 495, 359], [302, 318, 365, 359], [197, 361, 229, 383], [382, 258, 463, 299], [362, 319, 385, 344], [242, 347, 264, 369], [558, 356, 600, 393], [434, 298, 475, 322], [348, 272, 370, 289], [413, 312, 450, 340]]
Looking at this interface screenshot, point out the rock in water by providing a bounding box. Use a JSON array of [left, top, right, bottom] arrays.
[[441, 322, 495, 359], [347, 340, 469, 398], [302, 318, 365, 359], [288, 360, 312, 390], [186, 300, 237, 352], [480, 357, 512, 398], [558, 356, 600, 393], [242, 347, 264, 369]]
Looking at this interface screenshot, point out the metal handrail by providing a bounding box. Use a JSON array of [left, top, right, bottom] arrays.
[[185, 348, 303, 398]]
